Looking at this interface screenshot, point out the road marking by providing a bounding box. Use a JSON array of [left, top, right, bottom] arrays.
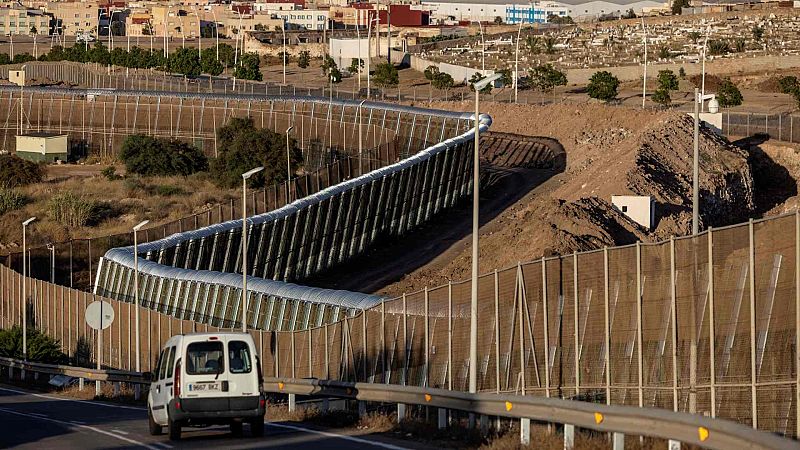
[[0, 386, 146, 411], [71, 420, 86, 425], [152, 443, 173, 449], [0, 407, 158, 450], [28, 412, 48, 417], [111, 429, 129, 435], [268, 422, 410, 450]]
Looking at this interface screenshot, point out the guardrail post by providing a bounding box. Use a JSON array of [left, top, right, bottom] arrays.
[[479, 415, 488, 436], [113, 382, 120, 398], [79, 377, 84, 391], [358, 401, 366, 417], [397, 403, 406, 423], [288, 393, 296, 412], [95, 380, 101, 397], [437, 408, 447, 430], [322, 398, 329, 412], [668, 439, 681, 450], [7, 366, 11, 380], [134, 384, 140, 400], [612, 432, 624, 450], [564, 424, 574, 449], [520, 418, 530, 445]]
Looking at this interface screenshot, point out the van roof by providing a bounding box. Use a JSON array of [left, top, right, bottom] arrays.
[[179, 332, 255, 338]]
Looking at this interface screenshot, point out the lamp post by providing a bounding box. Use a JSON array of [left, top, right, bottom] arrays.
[[234, 10, 244, 68], [21, 217, 36, 361], [286, 126, 294, 203], [45, 243, 54, 283], [241, 167, 264, 332], [472, 21, 485, 72], [192, 6, 201, 59], [701, 26, 709, 112], [281, 22, 287, 85], [358, 99, 366, 175], [132, 219, 149, 372], [468, 73, 502, 400], [692, 89, 719, 235], [641, 16, 647, 109], [211, 9, 219, 62], [366, 16, 378, 98]]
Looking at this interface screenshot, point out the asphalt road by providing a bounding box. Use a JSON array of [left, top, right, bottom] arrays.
[[0, 384, 414, 449]]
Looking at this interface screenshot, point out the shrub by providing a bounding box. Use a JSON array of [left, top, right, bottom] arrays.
[[679, 67, 686, 78], [373, 62, 399, 88], [234, 52, 262, 81], [0, 154, 44, 188], [778, 76, 799, 95], [707, 39, 730, 56], [101, 165, 122, 181], [153, 184, 186, 196], [424, 65, 439, 81], [297, 50, 311, 69], [431, 72, 454, 90], [0, 326, 67, 364], [48, 192, 99, 227], [0, 188, 26, 215], [587, 71, 620, 102], [528, 64, 567, 93], [210, 117, 303, 189], [657, 69, 679, 91], [120, 135, 208, 177], [652, 87, 671, 106], [717, 78, 743, 107]]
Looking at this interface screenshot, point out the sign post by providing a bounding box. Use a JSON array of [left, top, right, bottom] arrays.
[[85, 298, 115, 396]]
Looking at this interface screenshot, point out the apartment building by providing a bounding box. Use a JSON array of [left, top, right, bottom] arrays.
[[270, 8, 329, 30], [47, 1, 99, 35], [151, 5, 200, 38], [0, 6, 50, 35]]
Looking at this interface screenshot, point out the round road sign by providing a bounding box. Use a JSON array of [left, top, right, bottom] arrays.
[[85, 301, 115, 331]]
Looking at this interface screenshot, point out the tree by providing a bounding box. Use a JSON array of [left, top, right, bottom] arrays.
[[528, 64, 567, 94], [687, 31, 701, 43], [11, 53, 35, 64], [278, 51, 290, 65], [658, 46, 670, 59], [168, 47, 201, 77], [733, 38, 746, 53], [497, 68, 513, 88], [587, 71, 620, 102], [716, 78, 743, 107], [469, 72, 492, 94], [424, 65, 440, 80], [752, 25, 764, 41], [656, 69, 678, 91], [0, 326, 67, 364], [652, 88, 671, 107], [234, 52, 262, 81], [543, 36, 557, 54], [0, 154, 44, 188], [320, 54, 337, 75], [493, 16, 503, 25], [526, 36, 541, 54], [431, 72, 454, 90], [297, 50, 311, 68], [201, 47, 223, 76], [778, 76, 799, 95], [373, 62, 399, 88], [622, 8, 636, 19], [348, 58, 364, 75], [29, 25, 37, 35], [707, 39, 730, 56], [671, 0, 690, 14], [217, 43, 236, 68], [120, 135, 208, 177], [210, 117, 303, 189]]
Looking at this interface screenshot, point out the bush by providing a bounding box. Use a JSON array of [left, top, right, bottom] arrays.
[[0, 154, 44, 188], [297, 50, 311, 69], [778, 76, 799, 95], [424, 65, 439, 81], [48, 192, 99, 227], [101, 165, 122, 181], [431, 72, 454, 90], [210, 117, 303, 189], [717, 78, 743, 107], [657, 69, 679, 91], [373, 62, 399, 88], [0, 188, 26, 215], [234, 52, 262, 81], [587, 71, 620, 102], [153, 184, 186, 196], [528, 64, 567, 93], [707, 39, 730, 56], [0, 326, 67, 364], [120, 135, 208, 177], [652, 88, 671, 107]]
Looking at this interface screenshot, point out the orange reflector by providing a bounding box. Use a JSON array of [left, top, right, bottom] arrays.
[[594, 412, 604, 424], [424, 394, 432, 402], [505, 401, 513, 411], [278, 382, 285, 390], [346, 388, 352, 395], [698, 427, 709, 442]]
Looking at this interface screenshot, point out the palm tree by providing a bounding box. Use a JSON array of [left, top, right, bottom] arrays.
[[544, 36, 557, 54], [526, 36, 541, 54]]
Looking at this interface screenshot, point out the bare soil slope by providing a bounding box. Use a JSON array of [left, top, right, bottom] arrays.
[[376, 102, 755, 297]]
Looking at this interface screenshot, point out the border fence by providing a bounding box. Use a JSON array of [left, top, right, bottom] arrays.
[[2, 210, 800, 439]]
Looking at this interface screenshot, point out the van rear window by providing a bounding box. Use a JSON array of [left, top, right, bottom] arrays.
[[186, 341, 224, 375], [228, 341, 252, 374]]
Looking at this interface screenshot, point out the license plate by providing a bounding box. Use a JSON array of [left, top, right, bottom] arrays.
[[189, 383, 220, 392]]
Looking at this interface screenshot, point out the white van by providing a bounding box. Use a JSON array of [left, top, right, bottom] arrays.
[[146, 332, 266, 440]]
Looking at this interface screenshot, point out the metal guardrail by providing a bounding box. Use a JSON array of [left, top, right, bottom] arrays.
[[0, 356, 793, 449]]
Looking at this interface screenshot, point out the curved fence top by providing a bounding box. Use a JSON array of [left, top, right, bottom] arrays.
[[95, 93, 492, 308]]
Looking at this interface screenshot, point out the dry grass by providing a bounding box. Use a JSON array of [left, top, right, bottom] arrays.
[[0, 167, 238, 252], [47, 381, 147, 406]]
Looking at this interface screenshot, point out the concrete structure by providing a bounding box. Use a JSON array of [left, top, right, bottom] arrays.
[[505, 2, 570, 23], [271, 9, 330, 30], [611, 195, 654, 229], [0, 6, 50, 35], [15, 132, 68, 163], [8, 69, 24, 86], [422, 0, 663, 22], [125, 11, 153, 37], [47, 1, 99, 36]]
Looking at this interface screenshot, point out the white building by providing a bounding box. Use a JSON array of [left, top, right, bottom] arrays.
[[422, 0, 663, 22], [254, 2, 299, 12], [270, 9, 330, 30]]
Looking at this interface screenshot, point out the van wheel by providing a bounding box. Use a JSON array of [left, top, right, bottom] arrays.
[[148, 408, 163, 436], [230, 421, 243, 436], [249, 416, 264, 437], [168, 418, 181, 441]]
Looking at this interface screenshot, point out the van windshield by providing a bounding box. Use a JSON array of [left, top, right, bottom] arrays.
[[186, 341, 224, 375]]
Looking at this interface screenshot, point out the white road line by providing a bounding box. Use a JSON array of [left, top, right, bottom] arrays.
[[28, 412, 48, 417], [152, 443, 173, 449], [70, 420, 86, 425], [0, 386, 146, 411], [111, 429, 129, 435], [268, 422, 410, 450], [0, 408, 159, 450]]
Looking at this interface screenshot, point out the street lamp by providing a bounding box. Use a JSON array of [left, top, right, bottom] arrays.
[[211, 9, 220, 62], [468, 73, 502, 399], [281, 21, 287, 85], [21, 216, 36, 361], [366, 16, 378, 98], [358, 99, 366, 175], [641, 17, 647, 109], [472, 20, 485, 72], [241, 166, 264, 332], [132, 219, 149, 372], [285, 126, 294, 203], [692, 89, 719, 236], [701, 26, 710, 112], [513, 2, 533, 104]]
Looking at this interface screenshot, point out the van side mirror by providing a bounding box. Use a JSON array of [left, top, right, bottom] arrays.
[[142, 371, 154, 382]]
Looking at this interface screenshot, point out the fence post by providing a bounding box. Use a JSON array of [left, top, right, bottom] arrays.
[[748, 220, 757, 428], [402, 293, 408, 386], [424, 287, 429, 388], [636, 242, 643, 409], [708, 227, 716, 418], [494, 269, 500, 394], [564, 423, 575, 449], [670, 237, 678, 412], [612, 432, 624, 450], [541, 257, 550, 399], [382, 300, 387, 384], [573, 252, 580, 397], [447, 282, 452, 391], [603, 247, 611, 405], [520, 417, 531, 445]]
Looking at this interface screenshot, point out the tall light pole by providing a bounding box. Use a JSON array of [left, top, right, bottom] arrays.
[[21, 216, 36, 361], [234, 10, 244, 68], [472, 21, 485, 72], [211, 9, 219, 62], [641, 16, 647, 109], [701, 26, 709, 112], [513, 2, 532, 104], [356, 21, 361, 92], [132, 219, 149, 372], [192, 6, 201, 59], [286, 126, 294, 203], [358, 99, 366, 175], [241, 167, 264, 332], [366, 16, 377, 98], [469, 73, 502, 399], [693, 88, 699, 236], [281, 22, 287, 85]]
